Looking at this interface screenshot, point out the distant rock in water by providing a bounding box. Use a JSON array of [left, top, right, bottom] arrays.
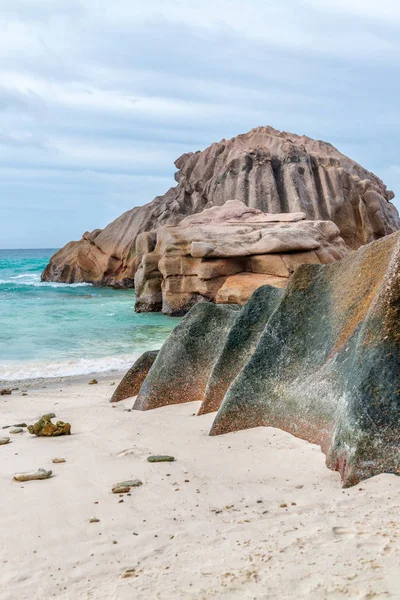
[[134, 200, 347, 315], [132, 231, 400, 487], [42, 126, 399, 287]]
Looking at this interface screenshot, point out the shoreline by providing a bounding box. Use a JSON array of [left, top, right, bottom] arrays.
[[0, 368, 128, 391]]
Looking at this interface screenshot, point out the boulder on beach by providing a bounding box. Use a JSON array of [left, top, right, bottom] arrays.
[[41, 126, 399, 288], [110, 350, 159, 402], [133, 303, 241, 411], [134, 200, 347, 315], [130, 231, 400, 487]]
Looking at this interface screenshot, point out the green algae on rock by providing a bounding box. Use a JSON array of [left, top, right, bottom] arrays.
[[133, 303, 241, 411], [112, 480, 143, 493], [147, 455, 175, 463], [129, 231, 400, 487]]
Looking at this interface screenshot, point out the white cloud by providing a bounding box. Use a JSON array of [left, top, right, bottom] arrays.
[[0, 0, 399, 246]]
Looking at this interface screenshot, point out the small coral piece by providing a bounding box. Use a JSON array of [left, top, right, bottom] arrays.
[[27, 415, 71, 437]]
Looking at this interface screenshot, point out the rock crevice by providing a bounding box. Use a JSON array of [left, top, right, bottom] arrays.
[[131, 231, 400, 487], [42, 126, 399, 287]]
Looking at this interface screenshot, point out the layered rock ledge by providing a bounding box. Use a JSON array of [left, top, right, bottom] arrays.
[[134, 200, 347, 315], [42, 126, 399, 287], [131, 231, 400, 487]]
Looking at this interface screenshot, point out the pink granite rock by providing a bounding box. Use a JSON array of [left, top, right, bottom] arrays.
[[134, 200, 347, 315], [42, 126, 399, 287]]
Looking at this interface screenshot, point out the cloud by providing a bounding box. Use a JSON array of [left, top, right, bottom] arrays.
[[0, 0, 399, 247]]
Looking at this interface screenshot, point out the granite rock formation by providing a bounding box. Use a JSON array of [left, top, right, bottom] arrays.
[[134, 200, 347, 315], [110, 350, 159, 402], [42, 126, 399, 287], [132, 231, 400, 486]]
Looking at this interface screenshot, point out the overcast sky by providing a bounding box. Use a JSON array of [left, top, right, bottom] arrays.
[[1, 0, 400, 248]]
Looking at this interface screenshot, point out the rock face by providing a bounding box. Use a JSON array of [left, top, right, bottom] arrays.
[[110, 350, 159, 402], [134, 200, 347, 315], [42, 126, 399, 287], [132, 231, 400, 487], [133, 303, 241, 411]]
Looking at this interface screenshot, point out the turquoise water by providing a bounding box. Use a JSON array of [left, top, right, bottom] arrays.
[[0, 249, 178, 380]]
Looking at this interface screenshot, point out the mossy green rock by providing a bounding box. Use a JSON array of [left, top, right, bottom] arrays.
[[133, 303, 240, 411], [147, 455, 175, 463], [132, 231, 400, 487]]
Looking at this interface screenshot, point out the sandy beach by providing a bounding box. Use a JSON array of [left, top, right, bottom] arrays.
[[0, 373, 399, 600]]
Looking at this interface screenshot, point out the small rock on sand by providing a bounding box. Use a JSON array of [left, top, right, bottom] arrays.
[[52, 457, 66, 464], [88, 379, 98, 385], [147, 455, 175, 463], [13, 468, 52, 482], [0, 437, 10, 445], [112, 479, 143, 493], [0, 389, 12, 395], [9, 427, 23, 434], [89, 518, 100, 523], [28, 416, 71, 437], [13, 423, 27, 428]]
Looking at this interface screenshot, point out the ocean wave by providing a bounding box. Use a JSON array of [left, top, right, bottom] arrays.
[[0, 353, 143, 381], [0, 279, 92, 288]]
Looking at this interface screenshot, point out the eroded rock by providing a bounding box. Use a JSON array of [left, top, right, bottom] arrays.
[[134, 201, 348, 315], [133, 303, 241, 410], [42, 126, 399, 288], [110, 350, 159, 402], [131, 231, 400, 487]]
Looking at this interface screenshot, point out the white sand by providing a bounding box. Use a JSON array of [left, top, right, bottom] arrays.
[[1, 374, 400, 600]]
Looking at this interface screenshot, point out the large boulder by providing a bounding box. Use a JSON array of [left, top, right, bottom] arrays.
[[42, 126, 399, 287], [134, 200, 347, 315], [130, 231, 400, 487], [110, 350, 159, 402], [133, 303, 241, 411]]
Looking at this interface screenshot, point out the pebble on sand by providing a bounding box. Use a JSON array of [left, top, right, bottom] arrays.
[[52, 457, 66, 464], [147, 455, 176, 463], [13, 468, 52, 482], [88, 379, 98, 385], [0, 437, 10, 445], [112, 480, 143, 494], [9, 427, 24, 434]]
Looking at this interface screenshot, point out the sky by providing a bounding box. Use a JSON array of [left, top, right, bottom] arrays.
[[1, 0, 400, 248]]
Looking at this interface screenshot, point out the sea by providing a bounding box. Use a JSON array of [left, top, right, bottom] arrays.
[[0, 249, 178, 381]]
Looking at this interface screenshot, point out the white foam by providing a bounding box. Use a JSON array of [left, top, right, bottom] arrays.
[[0, 352, 145, 381], [0, 279, 92, 288]]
